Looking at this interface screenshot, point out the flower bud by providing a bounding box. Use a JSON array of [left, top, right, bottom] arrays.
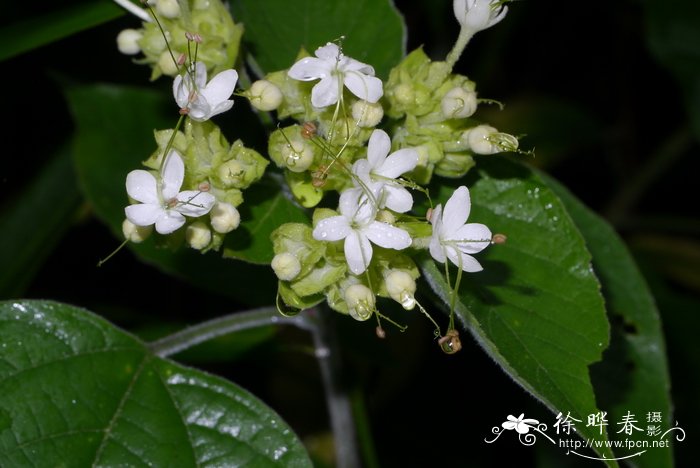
[[156, 0, 181, 18], [248, 80, 283, 111], [186, 221, 211, 250], [376, 210, 396, 225], [344, 284, 375, 321], [158, 51, 179, 76], [385, 270, 417, 310], [210, 202, 240, 233], [466, 125, 519, 155], [269, 127, 317, 173], [271, 253, 302, 281], [122, 219, 152, 243], [434, 152, 475, 178], [217, 160, 245, 188], [117, 29, 143, 55], [441, 86, 477, 119], [352, 100, 384, 128]]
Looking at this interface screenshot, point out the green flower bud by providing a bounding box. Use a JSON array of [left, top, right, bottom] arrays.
[[122, 219, 152, 243], [352, 100, 384, 128], [344, 284, 375, 321], [384, 270, 417, 310], [158, 51, 179, 76], [376, 210, 396, 225], [248, 80, 284, 111], [210, 201, 240, 233], [117, 29, 143, 55], [271, 253, 302, 281], [434, 151, 475, 178], [269, 126, 318, 173], [156, 0, 181, 18], [186, 221, 212, 250], [441, 86, 477, 119]]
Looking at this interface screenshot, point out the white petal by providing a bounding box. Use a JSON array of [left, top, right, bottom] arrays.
[[201, 69, 238, 107], [172, 74, 189, 109], [338, 188, 363, 219], [429, 235, 446, 264], [155, 210, 185, 234], [367, 129, 390, 169], [311, 76, 340, 108], [313, 216, 352, 242], [315, 43, 341, 61], [344, 231, 373, 274], [186, 95, 213, 122], [453, 0, 466, 23], [381, 185, 414, 213], [363, 222, 411, 250], [125, 203, 162, 227], [344, 71, 383, 103], [341, 56, 375, 75], [502, 421, 517, 431], [351, 159, 372, 187], [126, 170, 158, 204], [206, 100, 234, 119], [450, 223, 492, 254], [516, 423, 531, 435], [161, 150, 185, 200], [175, 191, 216, 217], [442, 186, 471, 235], [192, 62, 208, 88], [446, 248, 483, 272], [377, 148, 418, 179], [288, 57, 330, 81]]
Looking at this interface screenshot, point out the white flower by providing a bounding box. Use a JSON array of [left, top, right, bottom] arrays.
[[313, 189, 412, 275], [453, 0, 508, 34], [287, 42, 383, 108], [429, 186, 492, 272], [125, 150, 216, 234], [173, 61, 238, 121], [502, 414, 539, 434], [349, 129, 418, 213]]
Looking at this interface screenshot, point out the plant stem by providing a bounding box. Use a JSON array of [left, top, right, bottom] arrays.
[[149, 306, 311, 357], [149, 307, 362, 467], [306, 309, 361, 468]]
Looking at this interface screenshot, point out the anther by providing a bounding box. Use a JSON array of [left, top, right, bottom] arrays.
[[491, 233, 507, 244], [301, 121, 317, 139], [438, 329, 462, 354]]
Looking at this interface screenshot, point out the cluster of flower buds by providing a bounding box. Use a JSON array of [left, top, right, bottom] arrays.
[[116, 0, 243, 79]]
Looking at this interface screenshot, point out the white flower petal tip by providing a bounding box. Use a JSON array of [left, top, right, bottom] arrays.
[[429, 185, 492, 272], [287, 42, 383, 108], [453, 0, 509, 34], [124, 150, 215, 235], [173, 62, 238, 121]]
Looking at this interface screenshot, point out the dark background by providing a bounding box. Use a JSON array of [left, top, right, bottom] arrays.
[[1, 0, 698, 466]]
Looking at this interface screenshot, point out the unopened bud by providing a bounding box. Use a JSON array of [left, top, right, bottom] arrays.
[[376, 210, 396, 224], [210, 202, 240, 234], [352, 100, 384, 128], [158, 51, 179, 76], [271, 253, 302, 281], [466, 125, 519, 155], [344, 284, 375, 321], [217, 160, 245, 188], [385, 270, 416, 310], [186, 221, 211, 250], [157, 0, 181, 18], [248, 80, 283, 111], [122, 219, 152, 243], [117, 29, 143, 55], [441, 86, 477, 119]]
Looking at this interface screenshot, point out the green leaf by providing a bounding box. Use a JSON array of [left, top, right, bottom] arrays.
[[420, 157, 615, 461], [65, 83, 277, 304], [0, 300, 311, 467], [230, 0, 406, 78], [0, 147, 81, 298], [0, 2, 124, 62], [544, 174, 674, 468], [223, 177, 310, 264]]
